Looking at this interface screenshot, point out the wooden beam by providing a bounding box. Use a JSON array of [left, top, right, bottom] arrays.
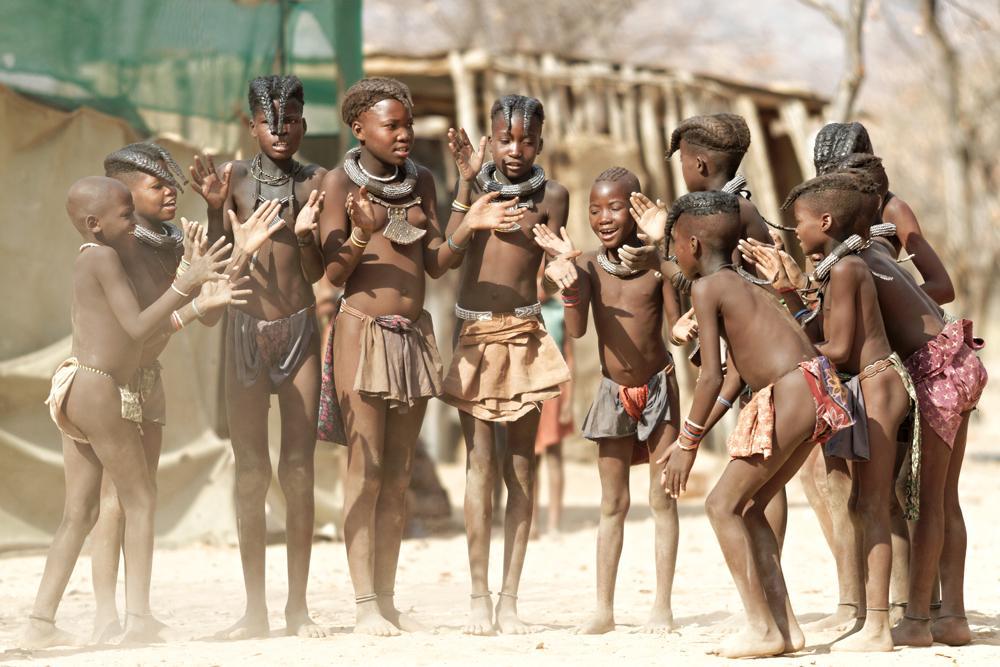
[[448, 51, 480, 140], [778, 99, 816, 179], [638, 85, 668, 200], [734, 95, 782, 225]]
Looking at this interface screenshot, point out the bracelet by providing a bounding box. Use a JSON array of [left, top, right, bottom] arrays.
[[542, 273, 559, 292], [716, 395, 733, 410], [191, 298, 204, 320], [561, 292, 582, 306], [297, 234, 313, 247], [447, 233, 469, 252], [669, 333, 686, 346], [170, 282, 190, 298], [170, 310, 185, 332], [777, 285, 797, 294], [350, 228, 369, 248], [678, 435, 700, 451], [451, 199, 471, 213], [681, 417, 706, 443], [793, 308, 811, 321], [175, 258, 191, 278]]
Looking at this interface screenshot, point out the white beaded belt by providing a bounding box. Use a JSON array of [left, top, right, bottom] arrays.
[[454, 302, 542, 321]]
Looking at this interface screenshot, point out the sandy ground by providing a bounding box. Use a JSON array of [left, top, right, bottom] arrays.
[[3, 389, 1000, 666]]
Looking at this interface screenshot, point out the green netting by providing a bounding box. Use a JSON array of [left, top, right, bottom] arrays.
[[0, 0, 362, 138]]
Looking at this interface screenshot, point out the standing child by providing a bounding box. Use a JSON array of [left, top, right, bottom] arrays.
[[21, 177, 242, 649], [189, 74, 330, 640], [442, 95, 571, 635], [781, 172, 916, 651], [534, 167, 681, 634], [658, 191, 852, 658], [317, 77, 520, 636]]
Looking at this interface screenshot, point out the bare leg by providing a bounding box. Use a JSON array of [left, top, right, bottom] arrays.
[[375, 400, 430, 632], [216, 362, 273, 641], [704, 372, 816, 658], [276, 345, 325, 638], [495, 411, 542, 634], [334, 317, 398, 637], [892, 425, 951, 647], [545, 444, 565, 534], [889, 443, 911, 623], [90, 422, 162, 643], [639, 416, 679, 634], [818, 455, 865, 632], [530, 454, 542, 540], [574, 437, 632, 635], [933, 413, 972, 646], [833, 374, 908, 651], [21, 436, 102, 650], [461, 412, 498, 635]]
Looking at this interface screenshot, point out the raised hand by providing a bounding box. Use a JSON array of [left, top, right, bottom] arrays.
[[346, 186, 377, 238], [295, 189, 326, 241], [545, 250, 582, 291], [177, 219, 232, 290], [189, 154, 232, 210], [671, 307, 698, 344], [532, 225, 576, 258], [738, 239, 805, 291], [619, 232, 660, 272], [464, 191, 526, 231], [227, 199, 284, 256], [447, 127, 487, 182], [180, 218, 202, 262], [629, 192, 668, 244], [196, 275, 252, 312]]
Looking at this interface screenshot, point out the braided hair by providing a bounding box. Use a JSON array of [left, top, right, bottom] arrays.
[[782, 172, 880, 236], [489, 95, 545, 135], [594, 166, 641, 195], [248, 75, 305, 135], [667, 113, 750, 177], [666, 191, 741, 254], [812, 122, 873, 174], [340, 77, 413, 126], [823, 152, 889, 194], [104, 142, 187, 191]]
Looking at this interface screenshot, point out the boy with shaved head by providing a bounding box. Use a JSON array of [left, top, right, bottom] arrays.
[[21, 177, 242, 649], [658, 191, 852, 658]]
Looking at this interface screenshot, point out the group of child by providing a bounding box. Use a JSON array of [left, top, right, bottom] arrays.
[[21, 73, 986, 659]]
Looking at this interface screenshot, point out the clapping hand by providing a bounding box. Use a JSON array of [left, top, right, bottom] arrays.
[[447, 127, 487, 182], [189, 154, 232, 210], [629, 192, 668, 244]]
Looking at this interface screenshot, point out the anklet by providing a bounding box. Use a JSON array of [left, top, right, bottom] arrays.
[[355, 593, 378, 604], [866, 607, 890, 612], [838, 602, 860, 609], [903, 614, 931, 622], [934, 614, 967, 621], [29, 614, 55, 625], [498, 591, 517, 599], [470, 591, 493, 599], [126, 611, 154, 618], [890, 602, 908, 609], [929, 602, 942, 610]]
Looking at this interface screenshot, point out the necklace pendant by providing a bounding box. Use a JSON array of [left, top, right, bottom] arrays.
[[382, 206, 426, 245]]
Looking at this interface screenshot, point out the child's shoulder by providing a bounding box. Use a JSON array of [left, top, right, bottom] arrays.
[[830, 254, 869, 279], [319, 165, 352, 190], [543, 179, 569, 201], [75, 244, 120, 275]]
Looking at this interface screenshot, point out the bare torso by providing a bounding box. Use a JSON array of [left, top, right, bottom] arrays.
[[820, 256, 896, 375], [227, 160, 325, 320], [582, 254, 671, 387]]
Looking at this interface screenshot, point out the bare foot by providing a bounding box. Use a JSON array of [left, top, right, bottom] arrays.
[[931, 616, 971, 646], [803, 603, 860, 633], [715, 625, 786, 659], [214, 613, 270, 640], [90, 615, 122, 645], [19, 618, 79, 650], [573, 611, 615, 635], [354, 601, 400, 637], [119, 614, 168, 645], [890, 616, 933, 647], [495, 595, 537, 635], [378, 597, 430, 633], [784, 615, 806, 653], [285, 609, 328, 638], [634, 608, 674, 634], [889, 602, 907, 625], [832, 615, 893, 652], [462, 595, 496, 636]]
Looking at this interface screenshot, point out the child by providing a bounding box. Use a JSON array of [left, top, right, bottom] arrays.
[[782, 172, 916, 651], [658, 191, 852, 658], [87, 142, 188, 643], [442, 95, 571, 635], [21, 177, 241, 649], [847, 213, 987, 648], [317, 77, 520, 636], [534, 167, 681, 634], [530, 267, 574, 539], [813, 122, 955, 305], [189, 75, 330, 639]]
